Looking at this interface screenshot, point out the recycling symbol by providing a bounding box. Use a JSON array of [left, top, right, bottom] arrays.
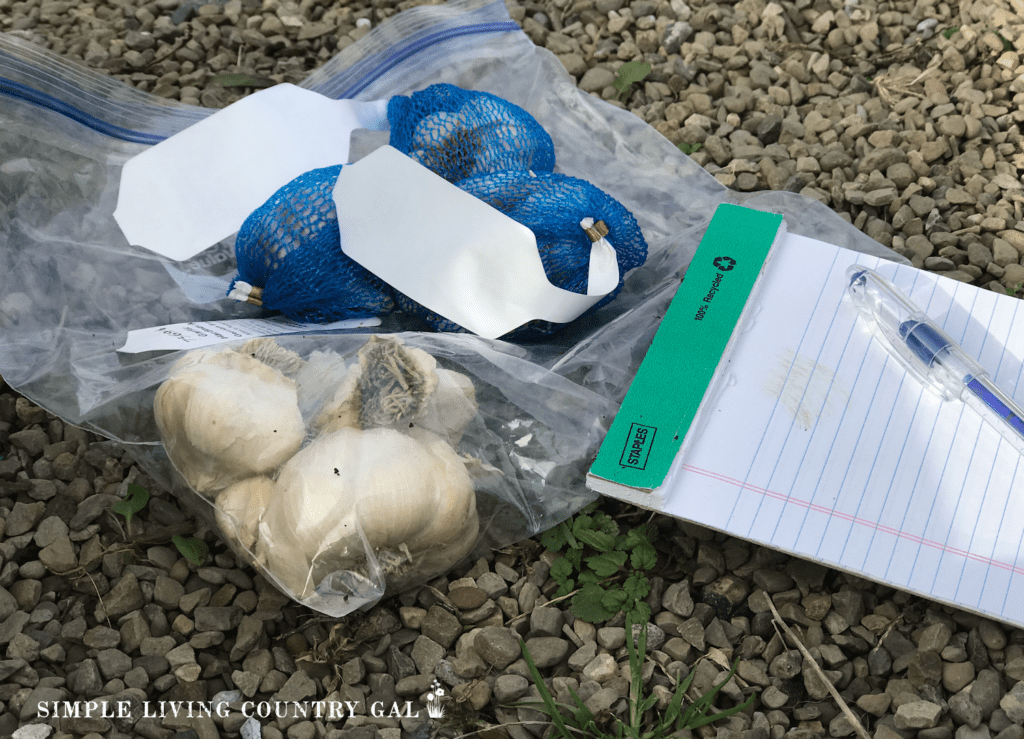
[[713, 256, 736, 272]]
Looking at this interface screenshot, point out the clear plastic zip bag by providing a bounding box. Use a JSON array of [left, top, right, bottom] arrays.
[[0, 0, 906, 616]]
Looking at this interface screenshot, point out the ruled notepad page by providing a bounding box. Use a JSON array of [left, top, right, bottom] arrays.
[[662, 232, 1024, 625]]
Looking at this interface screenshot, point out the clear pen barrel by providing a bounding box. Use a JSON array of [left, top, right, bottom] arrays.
[[848, 268, 986, 399], [961, 376, 1024, 455], [848, 266, 1024, 454], [899, 321, 986, 400]]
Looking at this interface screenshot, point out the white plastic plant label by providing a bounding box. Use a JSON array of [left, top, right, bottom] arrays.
[[114, 84, 389, 262], [333, 146, 619, 339], [118, 316, 380, 353]]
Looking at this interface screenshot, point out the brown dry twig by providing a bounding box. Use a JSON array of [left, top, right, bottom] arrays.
[[872, 65, 936, 107], [767, 597, 871, 739]]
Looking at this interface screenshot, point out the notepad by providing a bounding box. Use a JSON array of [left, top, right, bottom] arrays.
[[589, 204, 1024, 628]]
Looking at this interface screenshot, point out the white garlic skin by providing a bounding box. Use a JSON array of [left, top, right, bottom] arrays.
[[413, 368, 478, 445], [312, 361, 363, 432], [260, 426, 478, 599], [215, 476, 274, 561], [154, 348, 306, 496]]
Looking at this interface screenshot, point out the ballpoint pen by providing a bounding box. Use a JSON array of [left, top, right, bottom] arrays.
[[846, 266, 1024, 456]]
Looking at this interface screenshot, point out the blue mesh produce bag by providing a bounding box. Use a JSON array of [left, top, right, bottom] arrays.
[[387, 82, 556, 182], [232, 83, 645, 335], [230, 165, 395, 323]]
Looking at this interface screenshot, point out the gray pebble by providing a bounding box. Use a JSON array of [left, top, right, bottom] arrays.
[[523, 637, 569, 668], [411, 636, 445, 674], [83, 625, 121, 649], [569, 640, 599, 671], [661, 581, 694, 617], [476, 571, 509, 599], [474, 626, 521, 669], [529, 606, 564, 638], [597, 626, 626, 650], [421, 605, 461, 649], [96, 648, 133, 679], [9, 428, 50, 456], [895, 701, 943, 730], [193, 605, 242, 631], [6, 502, 46, 537], [494, 673, 530, 703]]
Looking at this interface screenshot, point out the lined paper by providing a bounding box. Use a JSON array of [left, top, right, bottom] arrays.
[[658, 232, 1024, 626]]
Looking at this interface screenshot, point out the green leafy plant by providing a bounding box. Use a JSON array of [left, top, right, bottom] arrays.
[[678, 142, 702, 155], [941, 26, 960, 39], [1005, 281, 1023, 297], [541, 501, 658, 624], [111, 483, 150, 528], [173, 535, 209, 566], [612, 61, 652, 101], [518, 623, 757, 739]]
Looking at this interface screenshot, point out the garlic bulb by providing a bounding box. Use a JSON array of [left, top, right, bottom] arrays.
[[314, 336, 478, 444], [214, 476, 274, 562], [154, 345, 306, 496], [258, 426, 478, 599]]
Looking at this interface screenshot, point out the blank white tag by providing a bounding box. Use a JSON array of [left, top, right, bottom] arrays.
[[114, 84, 389, 262], [334, 146, 619, 339]]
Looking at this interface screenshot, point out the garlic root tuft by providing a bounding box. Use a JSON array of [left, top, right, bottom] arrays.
[[239, 337, 306, 375], [357, 335, 438, 427], [314, 336, 479, 445]]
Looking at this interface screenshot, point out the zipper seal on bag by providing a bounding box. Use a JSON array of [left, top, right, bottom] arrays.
[[0, 0, 521, 144], [0, 76, 168, 145], [322, 19, 520, 99]]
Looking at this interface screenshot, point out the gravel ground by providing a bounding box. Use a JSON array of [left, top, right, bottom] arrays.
[[3, 0, 1024, 738]]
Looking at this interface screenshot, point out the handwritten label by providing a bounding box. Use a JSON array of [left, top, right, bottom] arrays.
[[118, 316, 380, 353]]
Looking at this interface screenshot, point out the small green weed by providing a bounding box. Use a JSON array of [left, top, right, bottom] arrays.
[[1005, 281, 1023, 297], [541, 501, 658, 624], [173, 535, 209, 566], [108, 484, 208, 565], [612, 61, 652, 101], [942, 26, 960, 39], [518, 622, 757, 739], [111, 483, 149, 528], [678, 142, 702, 155]]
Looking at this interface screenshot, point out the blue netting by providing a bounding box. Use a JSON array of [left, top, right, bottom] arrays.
[[394, 171, 648, 336], [231, 165, 395, 323], [232, 86, 647, 336], [387, 83, 556, 183]]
